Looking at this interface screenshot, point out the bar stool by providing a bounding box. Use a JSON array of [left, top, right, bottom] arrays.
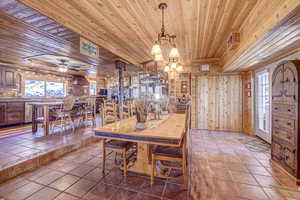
[[51, 96, 75, 131], [35, 106, 58, 133], [150, 104, 190, 185], [83, 97, 96, 126], [101, 100, 135, 178]]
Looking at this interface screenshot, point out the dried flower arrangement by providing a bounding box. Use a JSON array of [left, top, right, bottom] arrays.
[[160, 97, 169, 113], [135, 98, 148, 130]]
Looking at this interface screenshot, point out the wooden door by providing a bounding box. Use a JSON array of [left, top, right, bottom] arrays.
[[272, 64, 284, 101], [0, 68, 3, 87], [0, 103, 6, 125], [197, 75, 243, 131], [6, 102, 25, 124], [283, 62, 298, 103]]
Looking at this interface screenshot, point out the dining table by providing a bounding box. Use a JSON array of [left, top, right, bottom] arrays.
[[29, 101, 88, 136], [94, 113, 186, 175]]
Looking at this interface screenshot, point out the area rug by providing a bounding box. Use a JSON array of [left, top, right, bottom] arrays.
[[237, 136, 270, 153], [270, 185, 300, 199]]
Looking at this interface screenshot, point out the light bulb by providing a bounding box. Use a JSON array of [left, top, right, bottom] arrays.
[[154, 54, 163, 61], [169, 47, 179, 58], [164, 66, 170, 72], [151, 43, 162, 55], [177, 65, 183, 71], [58, 66, 68, 72], [170, 62, 177, 70]]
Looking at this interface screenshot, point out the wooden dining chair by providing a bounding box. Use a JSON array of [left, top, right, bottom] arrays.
[[34, 105, 58, 133], [51, 96, 75, 131], [130, 103, 136, 116], [121, 104, 130, 119], [101, 100, 135, 178], [150, 103, 190, 186], [83, 97, 96, 126]]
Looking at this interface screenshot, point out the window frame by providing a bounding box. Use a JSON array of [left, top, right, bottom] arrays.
[[24, 79, 46, 97], [45, 81, 66, 97], [254, 68, 272, 142], [256, 71, 270, 133], [89, 81, 97, 96], [24, 79, 66, 98]]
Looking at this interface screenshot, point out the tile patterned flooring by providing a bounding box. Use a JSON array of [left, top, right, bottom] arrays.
[[0, 117, 103, 171], [189, 130, 300, 200], [0, 129, 300, 199], [0, 127, 95, 170]]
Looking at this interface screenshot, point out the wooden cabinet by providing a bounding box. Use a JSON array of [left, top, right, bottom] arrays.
[[0, 67, 20, 89], [71, 76, 89, 96], [0, 102, 25, 126], [0, 103, 6, 125], [271, 60, 300, 183], [6, 102, 25, 124]]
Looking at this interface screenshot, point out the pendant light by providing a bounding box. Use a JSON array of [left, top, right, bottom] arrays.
[[151, 3, 179, 64]]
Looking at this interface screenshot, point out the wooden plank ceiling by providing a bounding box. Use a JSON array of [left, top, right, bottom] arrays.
[[0, 0, 121, 75], [224, 4, 300, 71], [17, 0, 259, 68], [0, 0, 78, 42]]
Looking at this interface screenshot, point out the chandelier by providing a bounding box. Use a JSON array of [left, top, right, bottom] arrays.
[[164, 62, 183, 79], [151, 3, 180, 68]]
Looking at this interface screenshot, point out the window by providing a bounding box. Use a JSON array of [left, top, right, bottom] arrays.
[[46, 82, 65, 97], [154, 86, 162, 99], [25, 80, 45, 97], [257, 72, 270, 132], [132, 87, 139, 99], [89, 81, 97, 96], [25, 80, 65, 97]]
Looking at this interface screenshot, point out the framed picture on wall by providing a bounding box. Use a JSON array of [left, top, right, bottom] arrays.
[[181, 81, 188, 93]]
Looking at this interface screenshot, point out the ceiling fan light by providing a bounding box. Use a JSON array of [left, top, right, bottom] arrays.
[[164, 66, 170, 72], [154, 54, 163, 61], [177, 65, 183, 71], [169, 47, 179, 58], [170, 62, 177, 70], [58, 66, 68, 72], [151, 43, 162, 55]]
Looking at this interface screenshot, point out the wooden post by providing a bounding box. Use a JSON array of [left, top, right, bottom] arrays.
[[115, 60, 126, 119], [115, 60, 126, 105]]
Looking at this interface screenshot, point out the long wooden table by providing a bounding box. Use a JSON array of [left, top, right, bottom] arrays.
[[29, 101, 88, 136], [94, 113, 186, 175]]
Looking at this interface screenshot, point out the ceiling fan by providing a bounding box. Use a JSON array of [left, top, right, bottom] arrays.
[[57, 59, 69, 72]]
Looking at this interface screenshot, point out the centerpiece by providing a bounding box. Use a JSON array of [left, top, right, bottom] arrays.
[[135, 98, 148, 130], [160, 97, 169, 115]]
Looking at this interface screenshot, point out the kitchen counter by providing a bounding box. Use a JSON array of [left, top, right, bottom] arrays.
[[0, 98, 63, 102], [0, 96, 98, 102]]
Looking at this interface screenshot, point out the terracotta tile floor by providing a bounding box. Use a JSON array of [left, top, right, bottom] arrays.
[[0, 127, 95, 170], [0, 129, 300, 199], [189, 130, 300, 200], [0, 118, 103, 170]]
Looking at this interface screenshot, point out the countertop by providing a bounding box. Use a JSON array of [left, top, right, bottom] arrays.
[[0, 98, 63, 102], [0, 96, 98, 103]]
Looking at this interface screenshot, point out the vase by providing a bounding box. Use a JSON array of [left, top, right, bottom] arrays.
[[135, 122, 146, 130]]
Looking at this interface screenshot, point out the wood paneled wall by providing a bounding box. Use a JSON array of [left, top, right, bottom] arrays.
[[196, 74, 243, 132], [242, 71, 254, 135]]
